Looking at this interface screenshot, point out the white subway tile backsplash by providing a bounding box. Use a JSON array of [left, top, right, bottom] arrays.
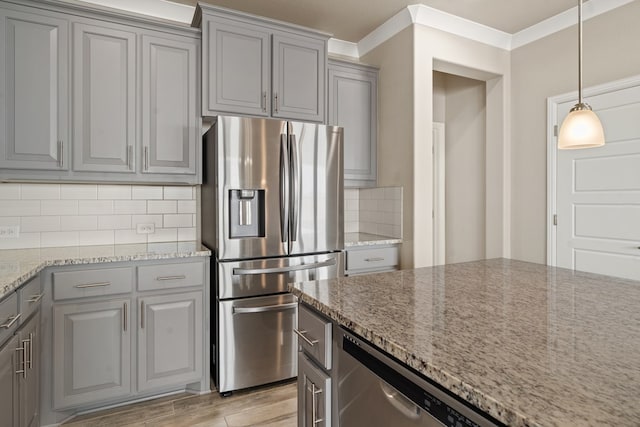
[[114, 200, 147, 214], [79, 200, 114, 215], [0, 183, 199, 249], [178, 200, 197, 214], [41, 200, 78, 216], [21, 184, 60, 200], [98, 185, 132, 200], [21, 216, 60, 233], [163, 214, 193, 228], [132, 186, 163, 200], [351, 186, 403, 239], [164, 186, 193, 200], [147, 200, 177, 214], [98, 215, 132, 230], [60, 216, 98, 231], [61, 184, 98, 200]]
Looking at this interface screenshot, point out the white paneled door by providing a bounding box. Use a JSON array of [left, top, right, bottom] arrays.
[[556, 83, 640, 281]]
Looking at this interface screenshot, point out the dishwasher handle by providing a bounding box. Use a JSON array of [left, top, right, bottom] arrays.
[[233, 258, 336, 275], [232, 301, 297, 315]]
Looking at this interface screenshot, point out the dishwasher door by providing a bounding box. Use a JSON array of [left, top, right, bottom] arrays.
[[218, 293, 298, 393], [337, 329, 500, 427]]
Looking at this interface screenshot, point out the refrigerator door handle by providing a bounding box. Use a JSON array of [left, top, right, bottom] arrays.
[[232, 258, 336, 276], [280, 134, 289, 244], [232, 302, 298, 315], [289, 133, 299, 243]]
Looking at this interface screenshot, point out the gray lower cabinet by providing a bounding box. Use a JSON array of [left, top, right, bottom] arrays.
[[345, 245, 400, 276], [196, 4, 328, 123], [53, 299, 132, 409], [72, 22, 137, 174], [328, 59, 378, 187], [0, 335, 19, 427], [138, 291, 202, 391], [0, 7, 68, 171], [298, 353, 331, 427]]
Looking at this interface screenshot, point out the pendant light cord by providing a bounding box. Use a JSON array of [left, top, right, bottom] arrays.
[[578, 0, 583, 105]]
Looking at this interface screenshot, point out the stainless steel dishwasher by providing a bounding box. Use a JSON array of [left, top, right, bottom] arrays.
[[337, 328, 503, 427]]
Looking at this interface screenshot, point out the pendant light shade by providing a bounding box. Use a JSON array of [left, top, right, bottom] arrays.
[[558, 0, 605, 150], [558, 103, 605, 149]]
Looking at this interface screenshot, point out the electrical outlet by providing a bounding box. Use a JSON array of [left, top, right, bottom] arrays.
[[0, 225, 19, 239], [136, 223, 155, 234]]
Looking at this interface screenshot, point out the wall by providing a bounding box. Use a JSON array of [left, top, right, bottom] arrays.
[[442, 74, 486, 263], [510, 1, 640, 263], [361, 27, 415, 268], [0, 183, 197, 249]]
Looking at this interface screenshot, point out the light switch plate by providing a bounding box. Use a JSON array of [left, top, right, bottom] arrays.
[[0, 225, 19, 239]]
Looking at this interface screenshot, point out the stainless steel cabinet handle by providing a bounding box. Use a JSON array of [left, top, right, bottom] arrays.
[[123, 302, 127, 332], [57, 140, 64, 168], [27, 333, 33, 370], [74, 282, 110, 289], [364, 257, 385, 262], [144, 146, 149, 170], [28, 294, 43, 304], [233, 258, 336, 276], [156, 275, 186, 281], [1, 313, 21, 329], [233, 302, 297, 315], [289, 133, 299, 243], [262, 91, 267, 112], [274, 93, 279, 113], [140, 301, 145, 329], [127, 145, 133, 170], [309, 381, 323, 425], [294, 329, 318, 347], [15, 344, 26, 377]]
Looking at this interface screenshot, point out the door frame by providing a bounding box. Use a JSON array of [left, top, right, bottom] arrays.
[[432, 122, 446, 265], [546, 74, 640, 266]]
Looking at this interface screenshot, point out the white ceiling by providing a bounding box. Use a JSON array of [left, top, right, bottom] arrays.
[[169, 0, 583, 41]]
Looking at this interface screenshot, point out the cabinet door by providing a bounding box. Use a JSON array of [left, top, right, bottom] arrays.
[[298, 353, 331, 427], [53, 299, 131, 409], [141, 35, 198, 175], [0, 9, 68, 171], [0, 335, 19, 427], [138, 291, 202, 392], [203, 18, 269, 117], [19, 313, 40, 427], [72, 22, 136, 173], [328, 63, 377, 186], [272, 33, 325, 123]]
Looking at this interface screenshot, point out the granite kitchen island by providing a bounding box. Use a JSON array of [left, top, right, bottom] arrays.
[[290, 258, 640, 427]]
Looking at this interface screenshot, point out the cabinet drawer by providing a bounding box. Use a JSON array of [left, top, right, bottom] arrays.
[[18, 275, 43, 321], [0, 293, 19, 346], [53, 267, 133, 300], [137, 261, 204, 291], [297, 303, 332, 370], [346, 246, 399, 272]]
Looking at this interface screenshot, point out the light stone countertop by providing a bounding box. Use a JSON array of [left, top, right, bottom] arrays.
[[344, 232, 402, 247], [290, 258, 640, 427], [0, 241, 211, 301]]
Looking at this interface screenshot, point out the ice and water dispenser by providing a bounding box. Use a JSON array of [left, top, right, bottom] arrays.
[[228, 189, 265, 238]]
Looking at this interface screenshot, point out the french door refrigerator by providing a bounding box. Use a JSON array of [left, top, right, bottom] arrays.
[[202, 116, 344, 394]]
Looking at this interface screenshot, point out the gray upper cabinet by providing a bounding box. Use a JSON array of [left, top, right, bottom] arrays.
[[138, 291, 203, 392], [0, 0, 201, 184], [328, 59, 378, 187], [272, 33, 325, 122], [53, 299, 132, 409], [203, 18, 270, 117], [72, 22, 136, 173], [0, 8, 68, 171], [196, 4, 328, 122], [141, 34, 199, 175]]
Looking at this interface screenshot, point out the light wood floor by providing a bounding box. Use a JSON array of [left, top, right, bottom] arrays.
[[63, 381, 297, 427]]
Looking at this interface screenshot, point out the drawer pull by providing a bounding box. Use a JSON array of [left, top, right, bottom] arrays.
[[156, 275, 186, 281], [1, 313, 21, 329], [74, 282, 111, 289], [27, 294, 44, 304], [364, 257, 385, 262], [294, 329, 319, 347], [123, 302, 128, 332]]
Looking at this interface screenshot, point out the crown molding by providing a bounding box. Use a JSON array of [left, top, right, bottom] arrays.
[[328, 39, 360, 58], [77, 0, 195, 23]]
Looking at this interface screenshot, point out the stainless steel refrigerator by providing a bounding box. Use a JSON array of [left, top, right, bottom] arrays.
[[201, 116, 344, 394]]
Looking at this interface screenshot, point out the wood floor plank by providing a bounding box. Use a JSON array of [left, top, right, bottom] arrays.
[[224, 397, 297, 427]]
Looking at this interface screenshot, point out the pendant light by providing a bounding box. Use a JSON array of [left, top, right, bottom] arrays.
[[558, 0, 605, 149]]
